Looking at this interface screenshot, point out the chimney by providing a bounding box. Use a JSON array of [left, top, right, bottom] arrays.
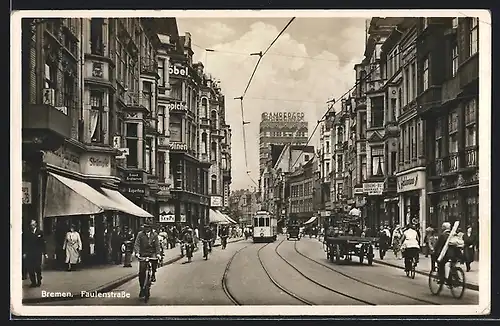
[[184, 32, 192, 49]]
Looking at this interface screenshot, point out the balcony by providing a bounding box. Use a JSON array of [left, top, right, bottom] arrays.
[[366, 80, 386, 94], [464, 146, 478, 168], [459, 54, 479, 90], [417, 86, 441, 114], [140, 58, 157, 75], [22, 104, 72, 151], [447, 152, 459, 173]]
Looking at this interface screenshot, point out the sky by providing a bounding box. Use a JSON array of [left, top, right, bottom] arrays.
[[176, 17, 368, 191]]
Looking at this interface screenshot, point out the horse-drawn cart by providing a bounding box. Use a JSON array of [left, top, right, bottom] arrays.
[[324, 235, 378, 265]]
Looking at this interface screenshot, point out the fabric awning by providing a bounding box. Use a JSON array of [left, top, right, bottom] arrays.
[[209, 209, 228, 224], [222, 214, 237, 224], [304, 216, 318, 225], [100, 188, 153, 218], [44, 173, 121, 217]]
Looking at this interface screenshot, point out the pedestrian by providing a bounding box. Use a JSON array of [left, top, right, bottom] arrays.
[[392, 225, 403, 259], [220, 226, 229, 249], [63, 224, 82, 271], [463, 225, 476, 272], [427, 227, 439, 270], [111, 227, 123, 265], [378, 225, 390, 260], [22, 220, 47, 287]]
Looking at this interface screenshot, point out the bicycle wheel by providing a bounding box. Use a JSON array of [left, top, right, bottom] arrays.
[[450, 266, 466, 299], [144, 285, 150, 303], [143, 270, 150, 303], [410, 261, 416, 279], [428, 268, 443, 295]]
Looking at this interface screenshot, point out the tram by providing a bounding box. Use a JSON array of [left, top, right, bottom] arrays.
[[252, 211, 278, 243]]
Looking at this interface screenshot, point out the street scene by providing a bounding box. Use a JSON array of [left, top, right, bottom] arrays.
[[15, 12, 486, 313]]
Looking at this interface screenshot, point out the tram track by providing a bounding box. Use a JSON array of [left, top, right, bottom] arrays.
[[221, 242, 254, 305], [273, 239, 376, 305], [257, 241, 314, 305], [292, 241, 440, 305]]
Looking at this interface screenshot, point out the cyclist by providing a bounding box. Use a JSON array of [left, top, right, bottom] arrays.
[[400, 223, 421, 273], [202, 225, 214, 252], [134, 222, 162, 298], [433, 222, 456, 284], [181, 225, 195, 262]]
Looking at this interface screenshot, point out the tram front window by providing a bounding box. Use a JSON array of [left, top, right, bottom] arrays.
[[265, 218, 270, 227]]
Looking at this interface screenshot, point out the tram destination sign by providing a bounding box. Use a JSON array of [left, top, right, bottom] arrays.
[[261, 112, 305, 122]]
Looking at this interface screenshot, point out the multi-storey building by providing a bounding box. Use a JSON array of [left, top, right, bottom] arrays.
[[231, 189, 260, 226], [417, 17, 479, 231], [318, 107, 334, 214], [287, 157, 316, 225], [259, 111, 308, 189], [21, 17, 231, 267]]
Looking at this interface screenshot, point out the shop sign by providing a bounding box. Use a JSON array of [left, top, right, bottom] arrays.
[[121, 185, 146, 195], [397, 170, 425, 193], [169, 142, 188, 151], [169, 64, 188, 77], [180, 214, 186, 222], [22, 182, 32, 204], [320, 210, 331, 217], [353, 187, 364, 195], [261, 112, 305, 122], [167, 100, 188, 112], [125, 171, 143, 182], [44, 145, 81, 173], [363, 182, 384, 196], [81, 153, 111, 176], [211, 195, 222, 207], [159, 214, 175, 223]]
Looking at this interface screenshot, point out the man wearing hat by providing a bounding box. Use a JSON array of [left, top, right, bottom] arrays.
[[134, 220, 161, 298]]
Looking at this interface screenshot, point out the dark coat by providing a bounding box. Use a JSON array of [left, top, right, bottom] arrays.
[[23, 229, 46, 268], [463, 233, 475, 263], [133, 231, 161, 257]]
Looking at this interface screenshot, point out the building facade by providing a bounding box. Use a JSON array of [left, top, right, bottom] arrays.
[[287, 158, 316, 225], [21, 17, 231, 267], [318, 107, 334, 216], [417, 17, 479, 231]]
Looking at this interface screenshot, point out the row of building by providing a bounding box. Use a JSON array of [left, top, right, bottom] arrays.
[[21, 17, 232, 265], [232, 17, 479, 242], [317, 17, 479, 239]]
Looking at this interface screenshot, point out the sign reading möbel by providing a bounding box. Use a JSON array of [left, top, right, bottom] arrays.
[[169, 64, 188, 77], [261, 112, 305, 122]]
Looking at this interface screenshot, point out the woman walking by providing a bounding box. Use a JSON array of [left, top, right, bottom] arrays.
[[463, 226, 476, 272], [392, 225, 403, 259], [63, 224, 82, 271]]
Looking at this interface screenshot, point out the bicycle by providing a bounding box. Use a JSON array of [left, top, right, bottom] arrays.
[[137, 256, 159, 303], [404, 255, 417, 279], [428, 259, 466, 299]]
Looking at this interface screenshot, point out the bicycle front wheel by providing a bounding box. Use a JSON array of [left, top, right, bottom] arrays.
[[450, 266, 466, 299], [428, 268, 443, 296]]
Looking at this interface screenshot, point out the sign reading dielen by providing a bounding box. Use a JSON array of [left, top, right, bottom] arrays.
[[362, 182, 384, 196]]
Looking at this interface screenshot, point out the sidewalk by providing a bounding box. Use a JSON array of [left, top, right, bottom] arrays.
[[373, 251, 479, 291], [22, 237, 245, 304]]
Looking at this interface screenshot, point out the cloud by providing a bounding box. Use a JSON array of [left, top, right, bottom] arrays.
[[194, 22, 236, 41], [180, 18, 365, 190]]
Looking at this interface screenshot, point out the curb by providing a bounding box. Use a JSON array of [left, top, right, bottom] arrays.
[[373, 258, 479, 291], [22, 254, 183, 304], [213, 237, 245, 247]]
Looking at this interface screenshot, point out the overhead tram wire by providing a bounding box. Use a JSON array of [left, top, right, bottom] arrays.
[[289, 38, 420, 170]]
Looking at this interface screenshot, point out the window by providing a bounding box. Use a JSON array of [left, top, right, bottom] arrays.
[[423, 57, 429, 91], [466, 125, 477, 147], [63, 73, 75, 108], [211, 110, 217, 130], [326, 141, 330, 153], [360, 112, 367, 138], [158, 105, 165, 134], [370, 96, 384, 128], [371, 146, 385, 176], [126, 123, 139, 167], [90, 90, 104, 143], [211, 175, 217, 194], [404, 66, 410, 105], [326, 162, 330, 174], [169, 115, 182, 142], [410, 121, 416, 160], [201, 98, 208, 118], [469, 18, 479, 56], [158, 58, 165, 86], [337, 155, 343, 173], [398, 88, 403, 115], [435, 118, 444, 159], [171, 82, 182, 101], [158, 151, 165, 183], [201, 133, 208, 154], [44, 63, 55, 89], [142, 81, 152, 111], [411, 62, 417, 101], [90, 18, 104, 55], [448, 109, 459, 154], [304, 154, 310, 161], [452, 46, 458, 77], [361, 155, 367, 182], [145, 137, 152, 173], [390, 98, 397, 122], [211, 142, 217, 161], [390, 152, 397, 175]]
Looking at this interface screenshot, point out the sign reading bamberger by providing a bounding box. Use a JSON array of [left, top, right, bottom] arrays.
[[261, 112, 305, 122]]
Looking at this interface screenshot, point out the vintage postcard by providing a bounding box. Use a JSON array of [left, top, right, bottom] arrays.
[[10, 9, 491, 317]]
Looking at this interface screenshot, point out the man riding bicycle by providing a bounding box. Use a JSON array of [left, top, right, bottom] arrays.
[[134, 222, 162, 298], [400, 223, 421, 273], [433, 222, 462, 284], [202, 225, 214, 252]]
